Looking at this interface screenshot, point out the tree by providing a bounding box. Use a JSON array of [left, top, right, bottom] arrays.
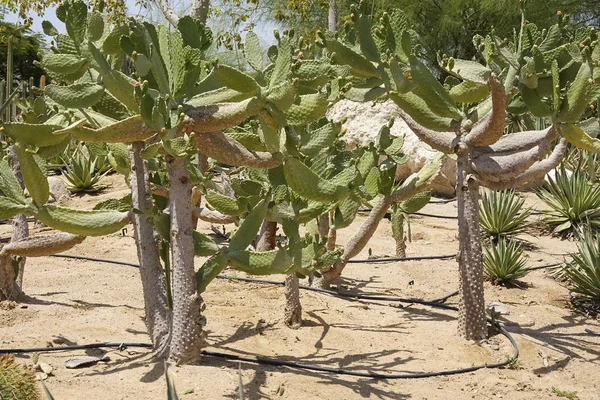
[[0, 22, 45, 82]]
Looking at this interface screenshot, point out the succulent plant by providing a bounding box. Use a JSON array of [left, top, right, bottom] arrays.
[[319, 2, 600, 340], [0, 355, 40, 400]]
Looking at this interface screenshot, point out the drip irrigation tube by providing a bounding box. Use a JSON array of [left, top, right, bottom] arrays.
[[3, 254, 521, 379], [0, 322, 518, 379], [347, 254, 456, 263], [48, 254, 460, 308]]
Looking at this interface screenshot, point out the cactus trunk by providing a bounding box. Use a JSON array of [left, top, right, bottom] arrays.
[[8, 147, 28, 289], [256, 220, 277, 252], [328, 0, 338, 31], [456, 152, 487, 341], [167, 156, 206, 363], [130, 142, 171, 358], [391, 211, 406, 257], [284, 273, 302, 329]]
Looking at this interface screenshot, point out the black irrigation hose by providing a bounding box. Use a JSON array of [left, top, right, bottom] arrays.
[[215, 274, 459, 309], [47, 254, 460, 308], [49, 254, 141, 268], [4, 255, 520, 379], [0, 323, 518, 379], [348, 254, 457, 263], [525, 263, 562, 271], [409, 211, 458, 220], [0, 342, 153, 354]]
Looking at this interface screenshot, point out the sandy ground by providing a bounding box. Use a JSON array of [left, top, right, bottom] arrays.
[[1, 174, 599, 400]]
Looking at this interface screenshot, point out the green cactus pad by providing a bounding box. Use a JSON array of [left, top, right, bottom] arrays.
[[558, 123, 600, 153], [401, 190, 432, 213], [299, 121, 341, 157], [196, 253, 227, 293], [283, 93, 328, 126], [2, 122, 71, 147], [333, 194, 361, 229], [324, 32, 379, 78], [269, 36, 292, 88], [40, 53, 89, 75], [45, 82, 105, 108], [87, 11, 104, 42], [0, 160, 26, 204], [14, 144, 49, 207], [0, 197, 30, 219], [193, 231, 219, 256], [283, 157, 349, 203], [227, 199, 268, 252], [186, 87, 253, 107], [205, 189, 246, 216], [226, 248, 294, 274], [69, 115, 157, 143], [215, 64, 261, 95], [35, 205, 130, 236], [244, 31, 264, 72], [559, 63, 593, 123], [449, 81, 490, 103]]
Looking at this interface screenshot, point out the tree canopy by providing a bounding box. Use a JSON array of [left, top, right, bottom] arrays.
[[0, 21, 45, 82]]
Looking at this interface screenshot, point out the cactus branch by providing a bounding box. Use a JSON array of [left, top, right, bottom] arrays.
[[0, 234, 85, 257], [183, 97, 266, 134], [471, 135, 553, 182], [192, 207, 236, 224], [472, 126, 558, 156], [130, 142, 171, 359], [320, 195, 394, 285], [465, 74, 506, 147], [195, 131, 283, 168], [395, 108, 457, 153], [479, 138, 568, 190]]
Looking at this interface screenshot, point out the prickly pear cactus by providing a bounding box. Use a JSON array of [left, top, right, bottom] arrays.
[[321, 3, 600, 340]]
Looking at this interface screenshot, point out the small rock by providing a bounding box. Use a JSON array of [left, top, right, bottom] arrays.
[[487, 301, 511, 315], [37, 362, 53, 375]]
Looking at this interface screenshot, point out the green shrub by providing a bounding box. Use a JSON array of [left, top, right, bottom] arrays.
[[61, 145, 112, 193], [538, 167, 600, 237], [0, 355, 40, 400], [479, 189, 530, 243], [564, 230, 600, 307], [483, 239, 529, 285]]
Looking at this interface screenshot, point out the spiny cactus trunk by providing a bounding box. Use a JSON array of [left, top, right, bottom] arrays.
[[0, 255, 22, 301], [130, 142, 171, 358], [317, 214, 329, 238], [326, 227, 337, 251], [166, 156, 206, 364], [456, 152, 487, 341], [395, 237, 406, 258], [391, 211, 406, 258], [284, 273, 302, 329], [8, 147, 28, 289]]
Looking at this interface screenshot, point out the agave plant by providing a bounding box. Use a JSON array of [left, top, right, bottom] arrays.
[[61, 145, 112, 193], [479, 189, 530, 243], [564, 230, 600, 307], [538, 167, 600, 237], [483, 238, 529, 285]]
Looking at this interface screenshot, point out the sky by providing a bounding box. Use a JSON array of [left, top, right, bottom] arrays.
[[1, 0, 278, 42]]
